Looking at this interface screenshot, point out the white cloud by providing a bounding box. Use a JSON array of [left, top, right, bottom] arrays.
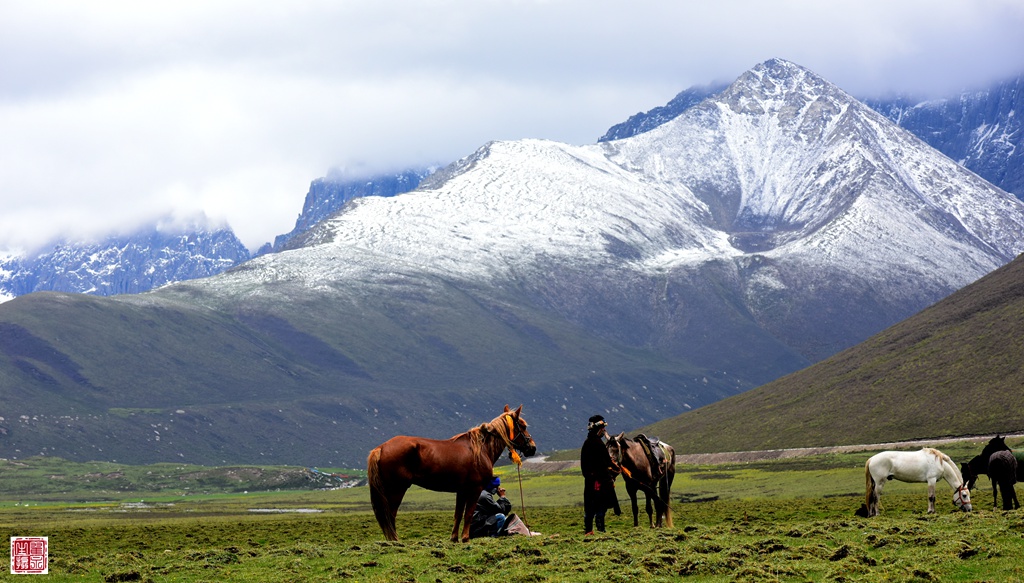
[[1, 0, 1022, 251]]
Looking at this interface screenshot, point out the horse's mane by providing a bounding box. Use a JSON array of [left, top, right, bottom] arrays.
[[923, 448, 964, 483], [981, 436, 1009, 458], [451, 413, 511, 462]]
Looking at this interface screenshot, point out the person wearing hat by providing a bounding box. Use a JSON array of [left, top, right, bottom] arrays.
[[470, 476, 512, 538], [581, 414, 619, 534]]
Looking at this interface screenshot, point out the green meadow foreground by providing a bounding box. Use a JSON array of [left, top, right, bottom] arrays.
[[1, 441, 1023, 582]]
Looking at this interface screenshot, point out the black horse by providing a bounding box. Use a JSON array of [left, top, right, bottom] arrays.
[[987, 450, 1019, 510], [961, 435, 1012, 490]]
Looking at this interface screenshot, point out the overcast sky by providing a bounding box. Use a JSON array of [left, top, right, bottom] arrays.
[[2, 0, 1024, 253]]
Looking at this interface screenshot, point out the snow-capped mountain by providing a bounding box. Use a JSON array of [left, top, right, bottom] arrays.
[[3, 58, 1024, 466], [256, 167, 434, 255], [0, 221, 250, 301], [602, 69, 1024, 203], [0, 167, 433, 302], [865, 75, 1024, 200], [228, 58, 1024, 361]]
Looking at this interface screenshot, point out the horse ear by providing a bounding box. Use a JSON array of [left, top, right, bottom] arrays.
[[504, 405, 511, 413], [616, 432, 624, 440], [514, 404, 523, 417]]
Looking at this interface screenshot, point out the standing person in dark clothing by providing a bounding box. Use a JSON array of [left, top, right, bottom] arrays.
[[470, 476, 512, 538], [581, 414, 619, 534]]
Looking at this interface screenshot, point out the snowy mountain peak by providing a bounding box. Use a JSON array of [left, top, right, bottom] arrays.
[[602, 58, 1024, 280], [719, 58, 845, 118]]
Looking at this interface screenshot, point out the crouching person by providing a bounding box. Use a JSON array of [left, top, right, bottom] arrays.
[[470, 477, 512, 538]]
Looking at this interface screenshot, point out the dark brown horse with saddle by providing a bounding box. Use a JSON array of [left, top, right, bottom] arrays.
[[367, 405, 537, 542], [607, 432, 675, 528]]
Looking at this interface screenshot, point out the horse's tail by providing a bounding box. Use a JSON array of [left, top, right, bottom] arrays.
[[662, 479, 674, 528], [863, 459, 875, 513], [662, 446, 675, 528], [367, 446, 398, 541]]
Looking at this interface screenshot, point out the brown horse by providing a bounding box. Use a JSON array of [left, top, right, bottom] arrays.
[[607, 432, 675, 528], [367, 405, 537, 542]]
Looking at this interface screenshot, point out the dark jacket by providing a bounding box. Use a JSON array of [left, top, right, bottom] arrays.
[[581, 432, 616, 485], [470, 489, 512, 538]]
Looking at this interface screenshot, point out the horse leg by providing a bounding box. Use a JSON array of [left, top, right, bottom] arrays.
[[992, 479, 1000, 509], [645, 490, 654, 528], [927, 479, 936, 513], [653, 486, 668, 528], [451, 489, 480, 543], [460, 492, 480, 542], [659, 475, 673, 528], [451, 491, 468, 542], [627, 482, 640, 527], [869, 478, 884, 516], [998, 480, 1016, 511]]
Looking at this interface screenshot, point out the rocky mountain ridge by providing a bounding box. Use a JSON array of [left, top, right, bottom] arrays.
[[0, 223, 249, 302]]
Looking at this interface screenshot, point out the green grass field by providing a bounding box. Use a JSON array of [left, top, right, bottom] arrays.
[[1, 443, 1022, 582]]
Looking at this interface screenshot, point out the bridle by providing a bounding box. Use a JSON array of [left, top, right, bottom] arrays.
[[498, 413, 535, 535], [607, 435, 627, 478], [954, 484, 971, 509], [498, 414, 532, 465]]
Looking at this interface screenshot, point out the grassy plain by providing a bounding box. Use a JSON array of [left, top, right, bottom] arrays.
[[1, 444, 1023, 582]]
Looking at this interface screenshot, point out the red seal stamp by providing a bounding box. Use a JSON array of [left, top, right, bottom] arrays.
[[10, 537, 48, 575]]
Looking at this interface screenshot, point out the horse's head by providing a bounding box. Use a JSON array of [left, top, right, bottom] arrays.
[[605, 432, 628, 475], [953, 483, 972, 512], [606, 432, 623, 460], [961, 461, 979, 491], [502, 405, 537, 457]]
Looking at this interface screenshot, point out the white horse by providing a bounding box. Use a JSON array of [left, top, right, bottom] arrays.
[[856, 448, 972, 517]]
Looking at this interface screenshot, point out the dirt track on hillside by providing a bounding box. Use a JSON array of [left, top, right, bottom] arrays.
[[523, 434, 1024, 470]]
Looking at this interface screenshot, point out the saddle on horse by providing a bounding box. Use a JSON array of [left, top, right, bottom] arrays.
[[634, 433, 666, 480]]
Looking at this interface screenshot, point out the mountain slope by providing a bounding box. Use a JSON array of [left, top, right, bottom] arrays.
[[2, 59, 1023, 466], [641, 251, 1024, 453], [599, 82, 728, 142]]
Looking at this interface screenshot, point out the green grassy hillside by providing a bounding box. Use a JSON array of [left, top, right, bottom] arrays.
[[643, 253, 1024, 453], [0, 282, 746, 467]]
